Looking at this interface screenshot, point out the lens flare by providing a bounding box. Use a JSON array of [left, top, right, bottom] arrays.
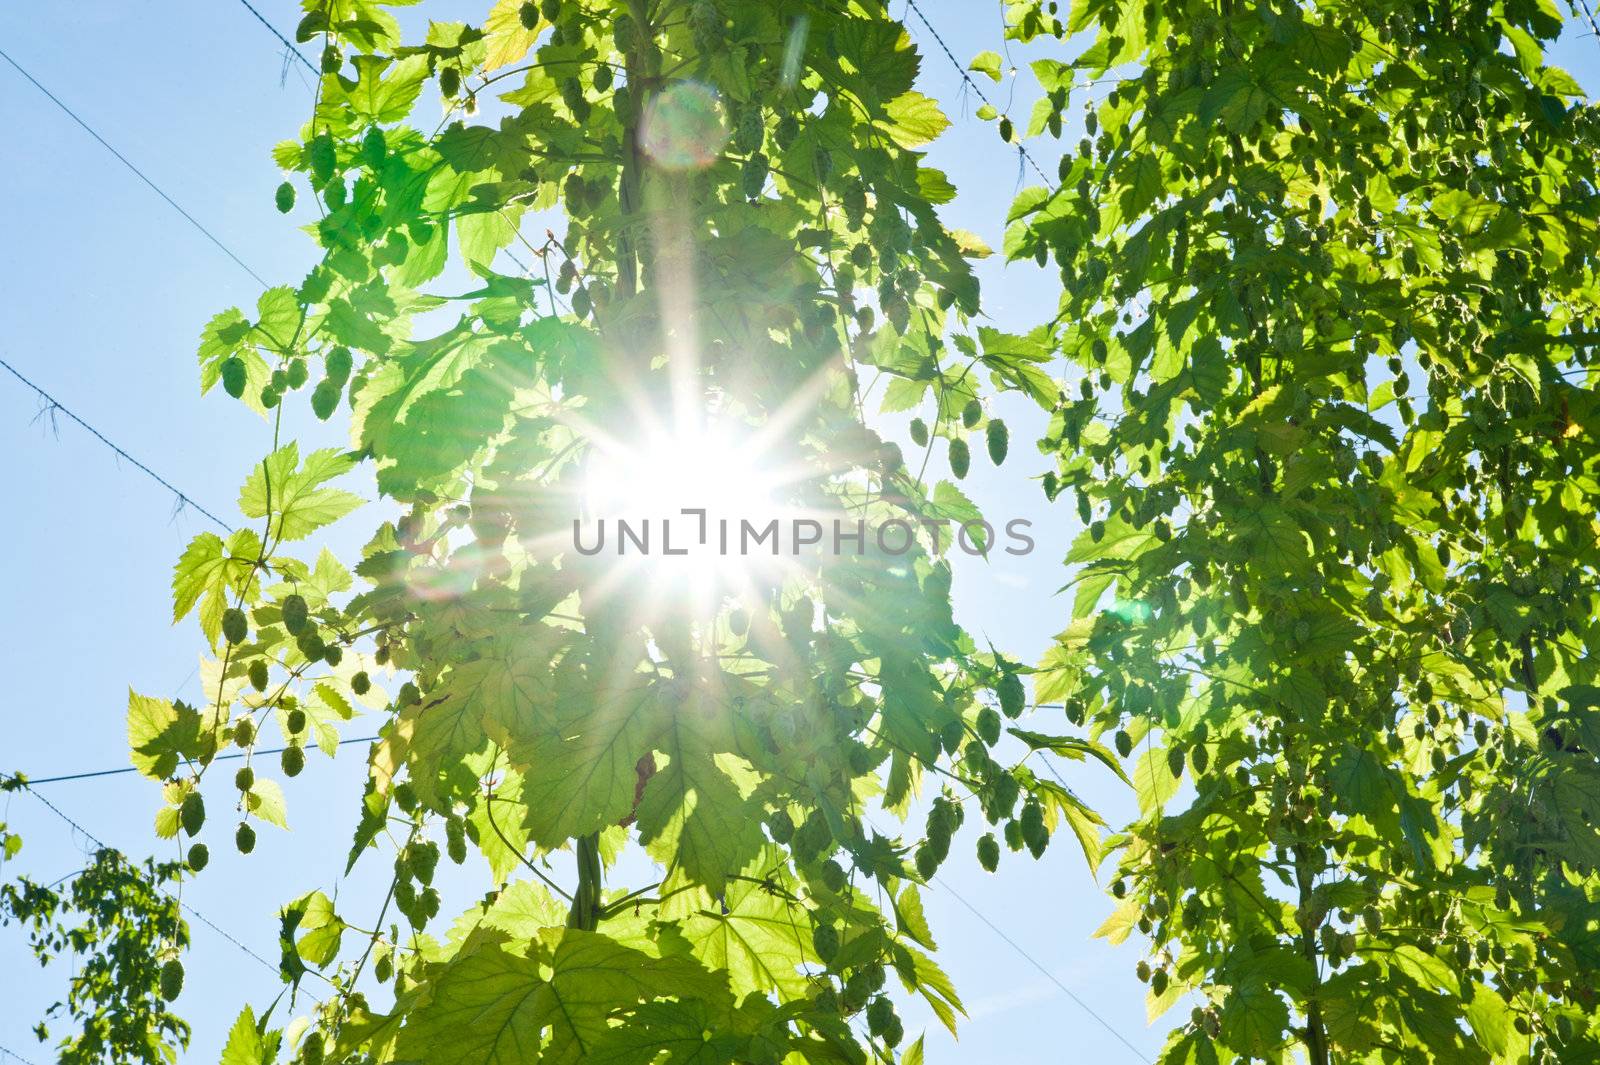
[[640, 82, 729, 170], [572, 416, 817, 619], [1106, 597, 1153, 624], [781, 15, 811, 88], [584, 424, 774, 532]]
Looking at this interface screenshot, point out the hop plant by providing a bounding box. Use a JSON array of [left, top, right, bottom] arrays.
[[949, 438, 971, 479]]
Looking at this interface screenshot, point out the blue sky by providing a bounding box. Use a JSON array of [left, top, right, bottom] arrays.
[[1, 4, 1595, 1064]]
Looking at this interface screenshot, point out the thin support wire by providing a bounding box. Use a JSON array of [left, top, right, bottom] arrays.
[[0, 46, 270, 287], [0, 356, 233, 532]]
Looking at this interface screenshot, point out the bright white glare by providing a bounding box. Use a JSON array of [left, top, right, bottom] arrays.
[[581, 422, 796, 604], [585, 424, 774, 527]]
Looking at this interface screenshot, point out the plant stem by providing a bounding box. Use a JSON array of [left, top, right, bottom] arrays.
[[1294, 841, 1330, 1065], [616, 0, 657, 306], [567, 832, 604, 931]]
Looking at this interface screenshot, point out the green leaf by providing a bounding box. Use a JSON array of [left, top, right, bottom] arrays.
[[1296, 23, 1351, 74], [1033, 638, 1085, 704], [1220, 976, 1288, 1056], [1236, 502, 1309, 572], [893, 940, 965, 1035], [251, 286, 302, 353], [892, 884, 936, 949], [396, 929, 725, 1065], [1390, 943, 1458, 996], [969, 50, 1003, 82], [879, 91, 951, 148], [1132, 744, 1179, 814], [460, 880, 568, 943], [400, 695, 489, 808], [1031, 58, 1072, 92], [448, 635, 564, 753], [1202, 68, 1271, 133], [1162, 1030, 1221, 1065], [127, 691, 203, 780], [929, 480, 985, 551], [482, 0, 542, 72], [305, 547, 353, 603], [1034, 778, 1107, 870], [356, 334, 535, 496], [510, 680, 667, 848], [1010, 728, 1131, 785], [219, 1006, 274, 1065], [457, 208, 517, 270], [916, 166, 958, 205], [285, 890, 344, 968], [1066, 513, 1157, 565], [1095, 897, 1140, 945], [172, 528, 261, 646], [678, 858, 814, 998], [1560, 684, 1600, 709], [880, 375, 931, 413], [1118, 154, 1164, 219], [246, 778, 289, 829], [345, 54, 430, 124], [949, 227, 992, 259], [585, 999, 745, 1065], [1329, 744, 1397, 821], [1464, 981, 1510, 1055], [635, 699, 765, 893], [239, 443, 363, 542], [199, 307, 251, 362]]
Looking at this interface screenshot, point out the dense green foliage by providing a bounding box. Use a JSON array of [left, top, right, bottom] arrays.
[[996, 0, 1600, 1060], [0, 791, 191, 1065], [3, 1, 1594, 1063], [118, 2, 1098, 1063]]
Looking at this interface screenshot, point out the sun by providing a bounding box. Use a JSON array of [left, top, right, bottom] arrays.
[[584, 422, 776, 534], [577, 418, 803, 609]]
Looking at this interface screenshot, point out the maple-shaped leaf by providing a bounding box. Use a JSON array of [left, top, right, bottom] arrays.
[[395, 928, 726, 1065], [508, 678, 671, 848], [171, 527, 262, 646], [343, 54, 430, 124], [126, 690, 204, 780], [670, 852, 815, 999], [636, 749, 764, 896], [878, 91, 950, 148], [219, 1006, 281, 1065], [481, 0, 542, 71], [635, 677, 765, 893], [585, 999, 749, 1065], [239, 443, 363, 542], [452, 631, 568, 752], [396, 695, 489, 809]]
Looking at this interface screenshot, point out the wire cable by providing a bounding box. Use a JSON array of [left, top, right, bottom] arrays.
[[19, 785, 286, 980], [227, 15, 537, 286], [4, 11, 1117, 1057], [25, 735, 380, 786], [930, 871, 1152, 1061], [233, 0, 318, 74], [0, 1042, 42, 1065], [0, 47, 266, 530], [858, 811, 1150, 1062], [0, 46, 269, 287], [0, 355, 234, 532], [1573, 0, 1600, 51], [903, 0, 1056, 189]]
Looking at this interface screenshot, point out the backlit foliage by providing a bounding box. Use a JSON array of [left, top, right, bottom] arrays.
[[124, 2, 1096, 1063]]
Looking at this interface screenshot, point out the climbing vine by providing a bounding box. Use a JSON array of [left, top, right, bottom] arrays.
[[996, 0, 1600, 1060], [0, 783, 191, 1065], [119, 1, 1105, 1063], [12, 0, 1586, 1061]]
